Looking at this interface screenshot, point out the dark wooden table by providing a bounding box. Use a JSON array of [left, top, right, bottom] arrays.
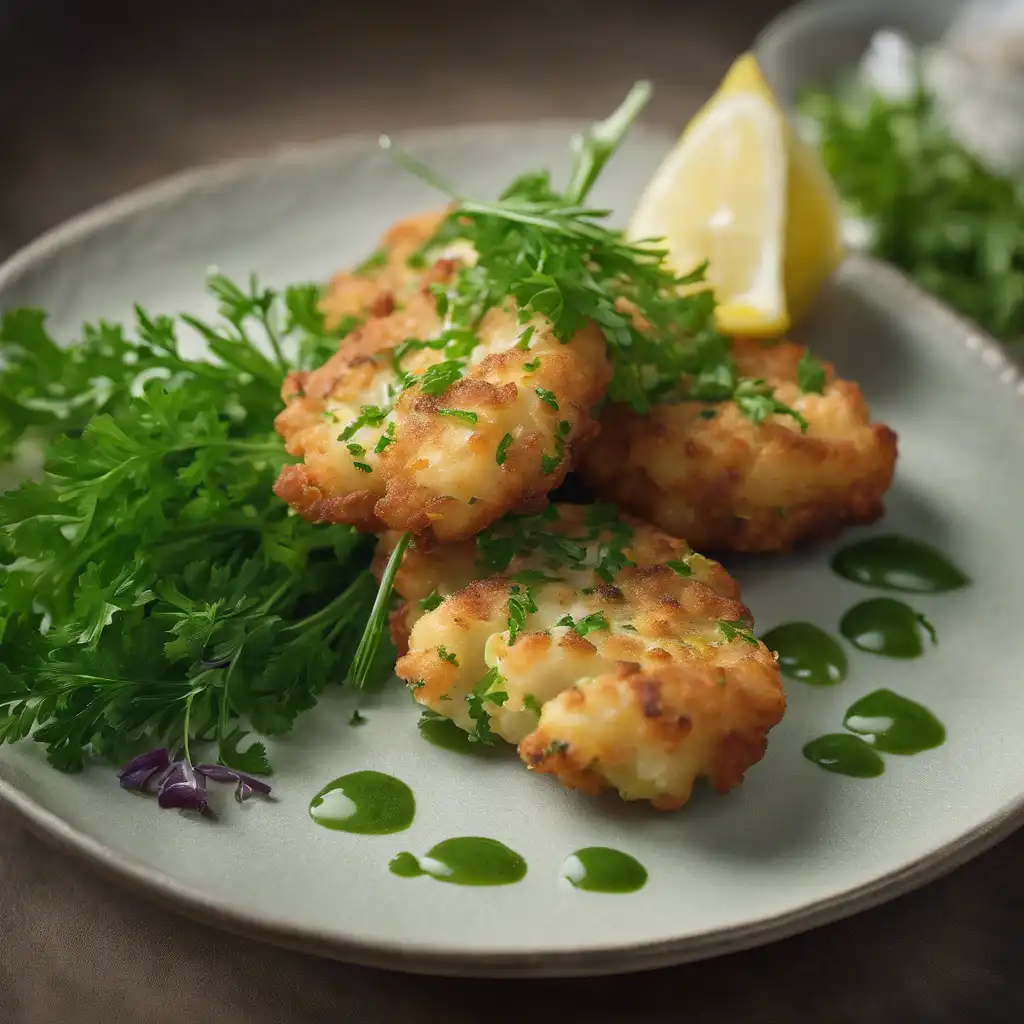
[[1, 2, 1021, 1021]]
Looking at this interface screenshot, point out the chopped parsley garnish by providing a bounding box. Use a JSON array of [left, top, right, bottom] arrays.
[[557, 420, 571, 437], [373, 422, 396, 453], [717, 618, 759, 646], [523, 357, 541, 372], [555, 611, 609, 636], [543, 740, 569, 757], [698, 408, 717, 420], [588, 504, 636, 583], [666, 559, 692, 578], [506, 584, 537, 645], [419, 589, 444, 612], [797, 351, 826, 394], [339, 405, 388, 441], [355, 247, 389, 274], [474, 503, 634, 584], [349, 710, 368, 727], [516, 326, 535, 351], [437, 645, 458, 666], [352, 461, 372, 473], [522, 694, 543, 717], [381, 83, 806, 427], [437, 407, 478, 426], [415, 360, 464, 396], [466, 666, 509, 744], [346, 442, 366, 457], [476, 505, 585, 573], [321, 410, 339, 423], [541, 438, 565, 475], [733, 378, 808, 432], [495, 432, 514, 465], [535, 387, 559, 410]]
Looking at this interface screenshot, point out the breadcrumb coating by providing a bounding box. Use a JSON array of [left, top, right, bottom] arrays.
[[579, 339, 898, 552], [273, 214, 612, 543], [392, 505, 785, 809]]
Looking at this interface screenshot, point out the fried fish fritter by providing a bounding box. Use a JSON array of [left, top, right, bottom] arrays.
[[579, 338, 898, 552], [391, 505, 785, 809], [274, 215, 611, 543]]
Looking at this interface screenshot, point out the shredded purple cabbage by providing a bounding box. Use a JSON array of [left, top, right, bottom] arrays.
[[118, 748, 272, 815]]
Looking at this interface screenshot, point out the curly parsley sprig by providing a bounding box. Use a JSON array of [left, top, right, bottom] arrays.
[[382, 82, 807, 427], [0, 276, 388, 777]]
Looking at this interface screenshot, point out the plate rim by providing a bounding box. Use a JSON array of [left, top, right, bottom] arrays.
[[1, 123, 1023, 978]]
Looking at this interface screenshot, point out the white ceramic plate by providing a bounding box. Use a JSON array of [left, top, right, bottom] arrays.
[[1, 124, 1022, 978]]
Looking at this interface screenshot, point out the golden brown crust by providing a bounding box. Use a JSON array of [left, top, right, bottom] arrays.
[[391, 505, 785, 810], [273, 214, 613, 543], [579, 338, 898, 552]]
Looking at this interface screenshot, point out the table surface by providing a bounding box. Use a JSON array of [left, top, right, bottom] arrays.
[[1, 2, 1022, 1021]]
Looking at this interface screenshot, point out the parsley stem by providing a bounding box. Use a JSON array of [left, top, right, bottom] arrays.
[[379, 135, 460, 199], [347, 532, 411, 690], [182, 688, 197, 764], [257, 307, 288, 375], [565, 80, 652, 204]]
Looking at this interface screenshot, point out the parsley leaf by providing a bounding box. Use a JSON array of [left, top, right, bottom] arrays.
[[535, 387, 559, 410], [437, 408, 478, 426], [437, 645, 458, 665], [733, 379, 808, 432], [381, 85, 804, 427], [466, 666, 508, 744], [355, 248, 389, 274], [495, 432, 514, 465], [796, 351, 826, 394], [717, 618, 759, 646], [506, 584, 537, 645], [418, 590, 444, 613], [522, 694, 543, 717], [666, 559, 692, 577], [414, 360, 463, 396], [555, 611, 609, 636]]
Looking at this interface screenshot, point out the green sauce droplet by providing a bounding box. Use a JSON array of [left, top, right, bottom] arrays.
[[839, 597, 937, 658], [390, 837, 526, 886], [309, 771, 415, 834], [417, 713, 500, 756], [843, 689, 946, 754], [803, 734, 885, 777], [831, 535, 969, 593], [387, 851, 424, 877], [562, 847, 648, 893], [761, 622, 847, 686]]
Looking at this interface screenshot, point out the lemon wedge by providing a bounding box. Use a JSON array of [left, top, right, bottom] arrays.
[[629, 54, 843, 337]]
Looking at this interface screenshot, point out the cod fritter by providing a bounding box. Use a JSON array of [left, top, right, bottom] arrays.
[[392, 505, 785, 810], [579, 338, 898, 552], [274, 215, 612, 543]]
